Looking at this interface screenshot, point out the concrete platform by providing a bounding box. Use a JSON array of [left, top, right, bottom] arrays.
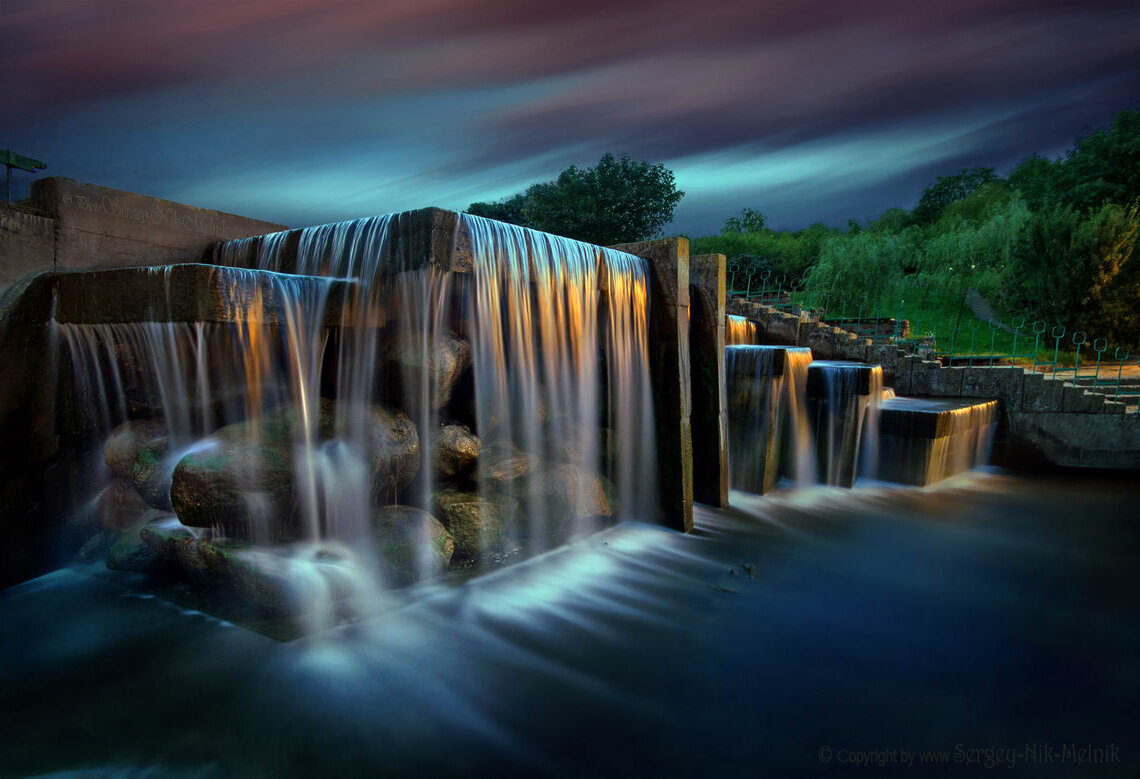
[[878, 396, 999, 486]]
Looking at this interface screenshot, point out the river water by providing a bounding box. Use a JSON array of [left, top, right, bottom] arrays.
[[2, 470, 1137, 776]]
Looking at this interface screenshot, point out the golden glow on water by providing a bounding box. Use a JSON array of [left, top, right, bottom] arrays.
[[727, 314, 758, 345]]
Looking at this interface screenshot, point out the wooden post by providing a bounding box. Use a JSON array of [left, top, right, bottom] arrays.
[[610, 238, 694, 532], [689, 254, 728, 507]]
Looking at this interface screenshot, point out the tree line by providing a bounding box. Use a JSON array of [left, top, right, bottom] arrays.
[[695, 110, 1139, 343], [467, 110, 1138, 343]]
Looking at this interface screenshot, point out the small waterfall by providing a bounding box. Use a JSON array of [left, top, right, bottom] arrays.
[[462, 215, 656, 550], [727, 314, 758, 345], [725, 345, 813, 493], [805, 361, 883, 487], [878, 398, 998, 486]]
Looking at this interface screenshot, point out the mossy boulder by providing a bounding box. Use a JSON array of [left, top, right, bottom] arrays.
[[372, 505, 454, 587], [384, 332, 471, 412], [95, 477, 165, 530], [104, 420, 174, 509], [532, 464, 618, 542], [170, 401, 418, 536], [139, 515, 199, 560], [432, 489, 518, 561], [482, 441, 538, 485], [172, 536, 357, 616], [432, 424, 480, 481], [107, 515, 188, 574]]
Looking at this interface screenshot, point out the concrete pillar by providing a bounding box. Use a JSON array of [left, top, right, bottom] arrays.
[[611, 238, 693, 532], [688, 254, 728, 507]]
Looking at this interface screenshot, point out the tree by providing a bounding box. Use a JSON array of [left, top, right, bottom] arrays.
[[1057, 110, 1140, 213], [913, 167, 1000, 223], [997, 201, 1138, 342], [1007, 154, 1062, 211], [466, 193, 527, 224], [721, 208, 767, 234], [465, 153, 684, 245]]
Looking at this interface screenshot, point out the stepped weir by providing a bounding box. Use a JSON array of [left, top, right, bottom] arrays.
[[0, 204, 1028, 630]]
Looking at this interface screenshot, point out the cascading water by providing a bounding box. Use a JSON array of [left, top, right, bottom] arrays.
[[463, 217, 657, 552], [727, 314, 758, 345], [805, 361, 884, 487], [56, 212, 657, 632], [877, 397, 998, 486], [725, 345, 814, 493]]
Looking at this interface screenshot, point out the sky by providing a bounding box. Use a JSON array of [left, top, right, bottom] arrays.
[[2, 0, 1138, 235]]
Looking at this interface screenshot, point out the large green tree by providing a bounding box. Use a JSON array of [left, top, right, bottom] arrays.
[[913, 167, 1000, 223], [1057, 110, 1140, 213], [467, 153, 684, 245]]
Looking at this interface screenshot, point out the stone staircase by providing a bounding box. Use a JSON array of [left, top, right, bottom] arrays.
[[726, 295, 1140, 469]]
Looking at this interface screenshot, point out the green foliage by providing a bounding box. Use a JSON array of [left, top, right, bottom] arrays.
[[1057, 110, 1140, 213], [802, 230, 913, 308], [913, 167, 1000, 223], [1007, 154, 1062, 211], [997, 202, 1139, 342], [466, 153, 684, 245], [722, 208, 767, 234], [692, 222, 836, 289], [466, 194, 526, 224]]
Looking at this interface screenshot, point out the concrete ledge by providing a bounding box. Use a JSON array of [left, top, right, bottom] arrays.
[[1005, 411, 1140, 469], [49, 264, 354, 327]]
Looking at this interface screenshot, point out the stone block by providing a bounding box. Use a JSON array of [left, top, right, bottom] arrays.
[[1062, 384, 1106, 413], [961, 366, 1024, 411], [1020, 372, 1064, 412], [688, 254, 728, 508]]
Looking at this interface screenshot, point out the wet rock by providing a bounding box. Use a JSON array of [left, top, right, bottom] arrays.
[[372, 505, 454, 587], [107, 521, 169, 574], [170, 401, 418, 535], [364, 405, 420, 500], [104, 420, 173, 509], [482, 442, 538, 485], [385, 332, 471, 411], [532, 464, 618, 541], [170, 434, 295, 536], [139, 515, 199, 560], [433, 489, 518, 561], [432, 424, 479, 481], [95, 477, 165, 530], [173, 536, 357, 615]]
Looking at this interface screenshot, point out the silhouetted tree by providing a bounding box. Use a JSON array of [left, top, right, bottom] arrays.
[[721, 208, 767, 234], [466, 153, 684, 245], [913, 167, 1000, 223]]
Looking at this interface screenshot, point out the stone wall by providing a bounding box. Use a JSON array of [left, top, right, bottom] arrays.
[[1, 177, 285, 294]]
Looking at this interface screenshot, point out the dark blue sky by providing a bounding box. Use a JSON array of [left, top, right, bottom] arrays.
[[3, 0, 1137, 234]]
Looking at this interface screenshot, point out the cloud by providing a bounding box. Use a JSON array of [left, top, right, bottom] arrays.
[[2, 0, 1137, 232]]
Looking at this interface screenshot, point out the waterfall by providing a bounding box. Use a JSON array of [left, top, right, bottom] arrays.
[[58, 211, 658, 626], [878, 398, 998, 486], [725, 345, 813, 493], [727, 314, 758, 345], [805, 361, 884, 487], [462, 215, 656, 550]]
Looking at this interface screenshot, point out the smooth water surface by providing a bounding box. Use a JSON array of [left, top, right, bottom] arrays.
[[2, 472, 1138, 776]]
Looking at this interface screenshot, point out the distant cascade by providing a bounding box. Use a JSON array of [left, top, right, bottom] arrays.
[[725, 345, 814, 493], [726, 314, 758, 345], [58, 211, 658, 627]]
